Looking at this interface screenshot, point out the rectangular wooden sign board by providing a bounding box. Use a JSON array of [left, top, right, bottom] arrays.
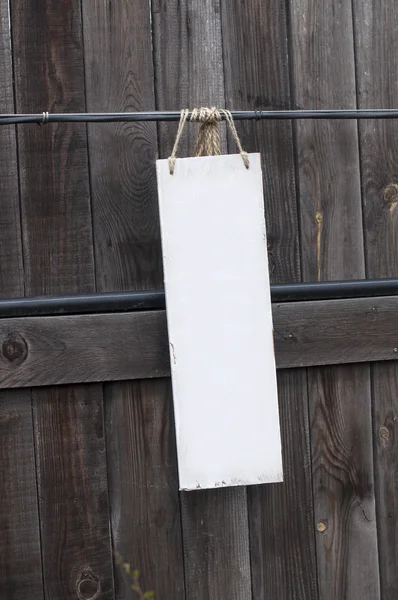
[[156, 153, 283, 490]]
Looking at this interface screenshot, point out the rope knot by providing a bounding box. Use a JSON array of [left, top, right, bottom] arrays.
[[191, 107, 221, 124], [191, 107, 221, 159], [168, 107, 249, 174]]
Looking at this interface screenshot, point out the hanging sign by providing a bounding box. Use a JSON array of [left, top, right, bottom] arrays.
[[156, 152, 282, 491]]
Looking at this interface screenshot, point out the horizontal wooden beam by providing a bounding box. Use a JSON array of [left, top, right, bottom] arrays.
[[0, 295, 397, 388]]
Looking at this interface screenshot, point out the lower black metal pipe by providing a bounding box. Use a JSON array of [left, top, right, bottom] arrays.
[[0, 278, 397, 318]]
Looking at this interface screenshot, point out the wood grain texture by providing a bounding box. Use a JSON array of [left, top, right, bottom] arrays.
[[83, 3, 186, 598], [221, 0, 300, 283], [0, 311, 169, 388], [12, 0, 95, 295], [310, 365, 379, 599], [0, 4, 43, 598], [221, 1, 317, 598], [32, 385, 114, 600], [248, 370, 315, 599], [0, 0, 24, 298], [153, 3, 246, 598], [11, 2, 114, 598], [0, 390, 43, 600], [353, 1, 398, 278], [105, 379, 185, 600], [181, 487, 251, 600], [2, 297, 398, 387], [370, 362, 398, 600], [273, 295, 398, 368], [353, 3, 398, 597], [290, 0, 380, 596], [83, 0, 162, 292], [290, 0, 364, 282], [152, 0, 226, 159]]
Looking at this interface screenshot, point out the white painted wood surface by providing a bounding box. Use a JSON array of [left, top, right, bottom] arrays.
[[156, 154, 283, 491]]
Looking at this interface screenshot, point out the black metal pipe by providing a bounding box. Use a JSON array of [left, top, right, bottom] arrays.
[[272, 278, 398, 302], [1, 279, 398, 318], [3, 108, 398, 125]]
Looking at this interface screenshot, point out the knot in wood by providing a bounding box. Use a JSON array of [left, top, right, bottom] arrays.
[[383, 184, 398, 206], [379, 426, 390, 447], [2, 333, 28, 364], [76, 568, 101, 600]]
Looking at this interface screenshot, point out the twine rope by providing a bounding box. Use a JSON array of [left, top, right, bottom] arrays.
[[191, 107, 222, 158], [168, 107, 249, 174]]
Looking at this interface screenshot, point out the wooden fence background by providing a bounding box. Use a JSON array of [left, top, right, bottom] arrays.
[[0, 0, 397, 599]]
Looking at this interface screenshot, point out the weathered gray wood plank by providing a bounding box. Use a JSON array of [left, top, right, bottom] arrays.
[[0, 0, 24, 298], [1, 295, 398, 387], [368, 362, 398, 600], [310, 365, 380, 598], [220, 1, 317, 597], [0, 390, 43, 600], [13, 0, 95, 295], [180, 487, 251, 600], [83, 1, 186, 597], [12, 0, 114, 596], [0, 2, 43, 597], [273, 296, 398, 367], [83, 0, 162, 292], [353, 2, 398, 597], [290, 0, 380, 596], [248, 369, 315, 599], [153, 2, 247, 599], [104, 379, 184, 600], [290, 0, 364, 282], [153, 0, 227, 158], [32, 385, 114, 599], [0, 311, 169, 388]]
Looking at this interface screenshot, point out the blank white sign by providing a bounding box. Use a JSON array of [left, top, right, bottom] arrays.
[[156, 153, 283, 491]]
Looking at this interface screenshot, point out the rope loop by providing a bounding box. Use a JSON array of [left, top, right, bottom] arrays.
[[168, 107, 249, 174]]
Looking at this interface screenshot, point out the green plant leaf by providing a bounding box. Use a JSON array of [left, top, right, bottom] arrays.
[[133, 569, 140, 580], [143, 591, 155, 599]]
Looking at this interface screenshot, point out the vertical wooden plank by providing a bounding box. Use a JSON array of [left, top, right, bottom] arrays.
[[153, 2, 250, 599], [0, 0, 24, 297], [12, 0, 95, 295], [11, 1, 114, 598], [105, 379, 184, 599], [290, 0, 380, 598], [291, 0, 364, 282], [248, 370, 315, 599], [368, 362, 398, 600], [83, 0, 162, 292], [83, 2, 186, 597], [310, 365, 379, 598], [181, 488, 251, 600], [152, 0, 226, 158], [32, 385, 114, 599], [0, 391, 43, 600], [221, 0, 300, 283], [0, 2, 43, 598], [353, 3, 398, 597], [221, 1, 317, 599]]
